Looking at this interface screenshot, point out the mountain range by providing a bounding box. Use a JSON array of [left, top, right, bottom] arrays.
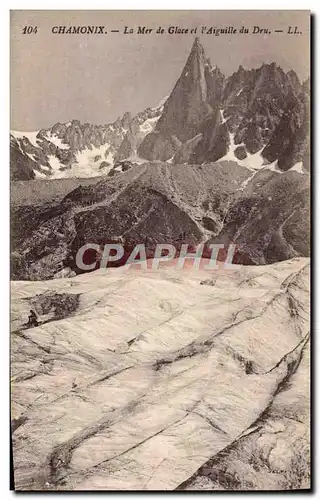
[[10, 38, 310, 181], [10, 103, 165, 180]]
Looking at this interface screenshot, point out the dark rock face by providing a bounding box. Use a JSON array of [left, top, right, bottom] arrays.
[[138, 132, 181, 162], [223, 63, 293, 152], [262, 91, 310, 171], [189, 110, 230, 164], [99, 161, 110, 170], [234, 146, 247, 161], [10, 140, 35, 181], [173, 134, 203, 165], [11, 161, 309, 280], [114, 120, 140, 162], [287, 69, 303, 94]]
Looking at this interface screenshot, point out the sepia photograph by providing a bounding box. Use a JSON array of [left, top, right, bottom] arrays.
[[10, 10, 310, 491]]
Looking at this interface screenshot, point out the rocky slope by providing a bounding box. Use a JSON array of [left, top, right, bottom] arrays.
[[11, 161, 309, 281], [11, 257, 310, 490], [11, 39, 309, 180]]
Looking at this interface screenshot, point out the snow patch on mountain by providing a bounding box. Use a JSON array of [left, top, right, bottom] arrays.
[[220, 110, 229, 124], [34, 170, 47, 179], [263, 161, 282, 173], [104, 149, 115, 165], [11, 130, 40, 148], [139, 116, 161, 135], [290, 161, 305, 174], [244, 147, 266, 170], [26, 152, 38, 162], [73, 143, 113, 177], [220, 132, 265, 171], [48, 155, 64, 178]]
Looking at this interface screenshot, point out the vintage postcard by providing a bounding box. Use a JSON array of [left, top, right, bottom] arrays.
[[10, 10, 310, 491]]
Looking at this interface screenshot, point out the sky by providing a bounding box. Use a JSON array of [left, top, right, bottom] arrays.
[[11, 10, 310, 131]]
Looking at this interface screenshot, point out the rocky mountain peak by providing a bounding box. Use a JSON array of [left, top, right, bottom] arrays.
[[287, 69, 301, 92], [156, 37, 211, 138], [138, 38, 224, 160]]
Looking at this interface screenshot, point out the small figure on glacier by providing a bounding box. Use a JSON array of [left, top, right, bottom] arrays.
[[27, 309, 39, 328]]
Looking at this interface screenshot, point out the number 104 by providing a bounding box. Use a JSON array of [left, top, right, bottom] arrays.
[[22, 26, 38, 34]]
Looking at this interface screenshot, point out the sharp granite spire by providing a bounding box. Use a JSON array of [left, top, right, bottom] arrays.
[[138, 38, 224, 160]]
